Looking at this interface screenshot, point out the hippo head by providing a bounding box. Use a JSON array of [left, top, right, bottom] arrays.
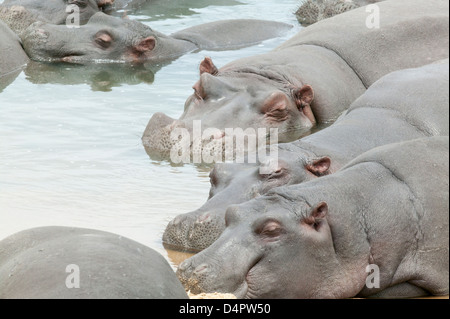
[[163, 144, 332, 252], [21, 12, 179, 64], [142, 57, 316, 161], [177, 191, 366, 299]]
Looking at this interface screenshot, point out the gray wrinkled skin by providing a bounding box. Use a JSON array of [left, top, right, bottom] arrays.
[[177, 137, 449, 299], [163, 61, 450, 253], [143, 0, 449, 160], [0, 227, 188, 299], [295, 0, 383, 26], [0, 20, 29, 85], [20, 12, 292, 64], [1, 0, 104, 25]]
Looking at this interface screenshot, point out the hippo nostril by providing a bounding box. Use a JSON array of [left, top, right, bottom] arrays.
[[35, 29, 49, 39], [197, 213, 211, 224], [194, 263, 209, 275], [178, 260, 192, 273]]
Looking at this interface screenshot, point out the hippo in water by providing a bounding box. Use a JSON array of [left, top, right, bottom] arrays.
[[177, 136, 450, 298], [162, 60, 450, 253], [295, 0, 384, 26], [142, 0, 449, 161], [0, 0, 110, 25], [20, 12, 292, 63], [0, 20, 29, 91], [0, 226, 188, 299]]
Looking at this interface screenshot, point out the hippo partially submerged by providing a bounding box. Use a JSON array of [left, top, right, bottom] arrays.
[[163, 60, 450, 253], [295, 0, 383, 26], [143, 0, 449, 160], [0, 20, 29, 91], [20, 12, 292, 63], [177, 136, 450, 298], [0, 226, 188, 299]]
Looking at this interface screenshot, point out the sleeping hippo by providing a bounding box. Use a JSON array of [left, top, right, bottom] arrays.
[[0, 0, 108, 25], [162, 60, 450, 253], [0, 20, 29, 91], [0, 226, 188, 299], [20, 12, 292, 63], [142, 0, 449, 160], [177, 136, 450, 298], [295, 0, 384, 26]]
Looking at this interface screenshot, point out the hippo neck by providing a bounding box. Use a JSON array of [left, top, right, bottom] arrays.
[[152, 34, 198, 62], [222, 44, 367, 123], [288, 163, 418, 296]]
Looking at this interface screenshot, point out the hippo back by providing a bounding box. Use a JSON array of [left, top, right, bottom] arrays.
[[0, 226, 188, 299], [279, 0, 449, 88], [345, 60, 450, 136], [343, 137, 449, 295]]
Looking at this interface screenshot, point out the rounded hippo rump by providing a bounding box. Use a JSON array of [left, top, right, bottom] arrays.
[[177, 136, 450, 299], [20, 12, 292, 64], [163, 60, 450, 252], [0, 20, 29, 91], [142, 0, 449, 160], [0, 226, 188, 299]]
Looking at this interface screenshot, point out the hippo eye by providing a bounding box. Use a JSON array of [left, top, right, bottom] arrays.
[[260, 167, 285, 181], [94, 32, 113, 49], [192, 82, 206, 101], [257, 220, 284, 240]]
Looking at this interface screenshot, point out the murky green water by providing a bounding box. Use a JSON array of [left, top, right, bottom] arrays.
[[0, 0, 301, 267]]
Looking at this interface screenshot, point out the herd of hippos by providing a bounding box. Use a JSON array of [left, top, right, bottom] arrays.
[[0, 0, 449, 299]]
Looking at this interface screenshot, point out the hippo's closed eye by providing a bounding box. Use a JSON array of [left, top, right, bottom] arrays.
[[255, 220, 285, 241], [94, 31, 113, 49], [262, 92, 290, 123]]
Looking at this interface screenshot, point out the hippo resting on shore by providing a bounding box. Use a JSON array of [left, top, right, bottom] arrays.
[[0, 20, 29, 91], [143, 0, 449, 160], [162, 60, 450, 253], [0, 226, 188, 299], [177, 136, 450, 299], [19, 11, 292, 63]]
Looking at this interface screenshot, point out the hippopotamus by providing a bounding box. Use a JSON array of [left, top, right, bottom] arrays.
[[295, 0, 383, 26], [20, 12, 292, 63], [0, 20, 29, 91], [177, 136, 450, 298], [162, 60, 450, 253], [0, 226, 188, 299], [0, 0, 109, 25], [142, 0, 449, 160]]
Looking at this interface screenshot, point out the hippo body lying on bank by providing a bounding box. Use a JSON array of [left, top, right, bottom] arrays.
[[162, 60, 450, 252], [177, 136, 450, 299], [143, 0, 449, 159], [0, 20, 29, 91], [0, 226, 188, 299], [20, 12, 292, 63]]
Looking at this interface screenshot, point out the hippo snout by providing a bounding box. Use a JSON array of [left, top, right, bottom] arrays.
[[163, 211, 224, 252], [177, 259, 211, 294]]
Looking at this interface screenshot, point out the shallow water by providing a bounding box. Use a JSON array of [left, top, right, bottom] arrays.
[[0, 0, 301, 268]]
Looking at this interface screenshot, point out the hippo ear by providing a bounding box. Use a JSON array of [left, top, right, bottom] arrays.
[[200, 57, 219, 76], [293, 85, 314, 110], [135, 36, 156, 53], [302, 202, 328, 231], [306, 157, 331, 177]]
